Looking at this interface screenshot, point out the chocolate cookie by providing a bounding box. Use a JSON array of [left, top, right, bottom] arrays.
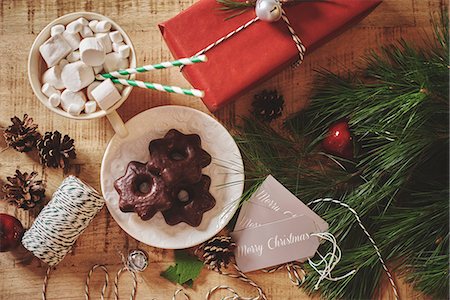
[[114, 161, 172, 221], [148, 129, 211, 186], [162, 175, 216, 227]]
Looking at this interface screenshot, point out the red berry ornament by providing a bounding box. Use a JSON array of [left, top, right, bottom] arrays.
[[322, 121, 353, 159], [0, 213, 24, 252]]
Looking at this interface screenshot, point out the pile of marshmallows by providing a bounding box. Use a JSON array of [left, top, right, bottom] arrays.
[[39, 17, 131, 116]]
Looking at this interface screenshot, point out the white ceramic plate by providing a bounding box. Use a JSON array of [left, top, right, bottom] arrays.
[[100, 106, 244, 249]]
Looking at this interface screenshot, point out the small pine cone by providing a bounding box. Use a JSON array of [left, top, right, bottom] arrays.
[[2, 170, 46, 210], [37, 131, 76, 170], [252, 90, 284, 122], [198, 236, 236, 272], [3, 114, 41, 152]]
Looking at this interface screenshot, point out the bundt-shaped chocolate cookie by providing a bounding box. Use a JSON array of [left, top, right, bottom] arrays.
[[148, 129, 211, 186], [162, 175, 216, 227], [114, 161, 172, 220]]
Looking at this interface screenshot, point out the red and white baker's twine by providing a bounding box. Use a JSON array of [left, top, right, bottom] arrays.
[[172, 288, 191, 300], [280, 8, 305, 66], [114, 266, 138, 300], [262, 261, 306, 286], [206, 263, 267, 300], [85, 264, 109, 300], [193, 16, 259, 58], [42, 267, 51, 300], [190, 5, 306, 68], [42, 263, 138, 300]]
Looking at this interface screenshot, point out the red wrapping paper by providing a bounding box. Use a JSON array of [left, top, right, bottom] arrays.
[[159, 0, 381, 111]]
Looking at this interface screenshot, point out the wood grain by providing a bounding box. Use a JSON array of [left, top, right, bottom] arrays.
[[0, 0, 445, 299]]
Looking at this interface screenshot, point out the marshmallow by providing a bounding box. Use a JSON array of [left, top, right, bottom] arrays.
[[79, 37, 105, 66], [109, 31, 123, 43], [62, 30, 81, 50], [50, 24, 65, 37], [67, 103, 84, 116], [84, 100, 97, 114], [114, 83, 124, 92], [87, 81, 101, 101], [66, 20, 82, 34], [103, 52, 129, 73], [90, 78, 122, 111], [59, 58, 69, 69], [95, 33, 112, 53], [39, 34, 72, 67], [42, 66, 64, 90], [77, 17, 89, 26], [66, 50, 80, 62], [48, 93, 61, 107], [80, 26, 94, 38], [112, 42, 124, 52], [117, 57, 129, 70], [41, 83, 60, 97], [61, 61, 95, 92], [95, 20, 112, 33], [61, 89, 86, 112], [93, 65, 103, 74], [88, 20, 99, 32], [118, 45, 130, 58]]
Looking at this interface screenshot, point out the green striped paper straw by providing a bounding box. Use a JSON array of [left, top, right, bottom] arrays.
[[110, 78, 204, 98], [96, 55, 207, 80]]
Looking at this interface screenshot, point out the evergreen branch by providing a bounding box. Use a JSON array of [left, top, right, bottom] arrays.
[[217, 0, 255, 11], [233, 8, 449, 300], [404, 252, 448, 298]]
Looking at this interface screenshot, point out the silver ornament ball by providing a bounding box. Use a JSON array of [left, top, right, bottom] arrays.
[[127, 249, 149, 272], [255, 0, 282, 22]]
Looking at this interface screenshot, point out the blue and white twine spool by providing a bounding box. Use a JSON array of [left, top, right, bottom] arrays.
[[22, 176, 104, 266]]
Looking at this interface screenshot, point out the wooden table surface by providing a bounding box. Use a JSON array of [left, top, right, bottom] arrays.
[[0, 0, 443, 299]]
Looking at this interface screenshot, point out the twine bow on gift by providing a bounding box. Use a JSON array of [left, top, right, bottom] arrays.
[[185, 0, 306, 69]]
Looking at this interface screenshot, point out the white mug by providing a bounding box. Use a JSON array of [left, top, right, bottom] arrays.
[[27, 12, 136, 137]]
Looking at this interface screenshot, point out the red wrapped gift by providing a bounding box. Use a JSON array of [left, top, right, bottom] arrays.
[[159, 0, 381, 111]]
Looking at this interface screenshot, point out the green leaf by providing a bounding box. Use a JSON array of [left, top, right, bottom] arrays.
[[161, 265, 179, 283], [160, 250, 204, 287], [175, 250, 204, 284]]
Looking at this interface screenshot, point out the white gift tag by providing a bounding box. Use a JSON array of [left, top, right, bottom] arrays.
[[235, 175, 328, 232], [231, 175, 329, 272], [231, 215, 320, 273]]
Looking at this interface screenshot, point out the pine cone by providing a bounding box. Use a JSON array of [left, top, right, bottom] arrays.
[[252, 90, 284, 122], [37, 131, 76, 170], [2, 170, 46, 210], [3, 114, 41, 152], [198, 236, 236, 271]]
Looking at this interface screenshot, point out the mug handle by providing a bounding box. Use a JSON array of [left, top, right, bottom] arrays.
[[106, 110, 128, 137]]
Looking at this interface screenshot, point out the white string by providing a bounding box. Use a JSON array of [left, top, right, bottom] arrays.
[[172, 288, 190, 300], [307, 198, 400, 299], [308, 232, 356, 290]]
